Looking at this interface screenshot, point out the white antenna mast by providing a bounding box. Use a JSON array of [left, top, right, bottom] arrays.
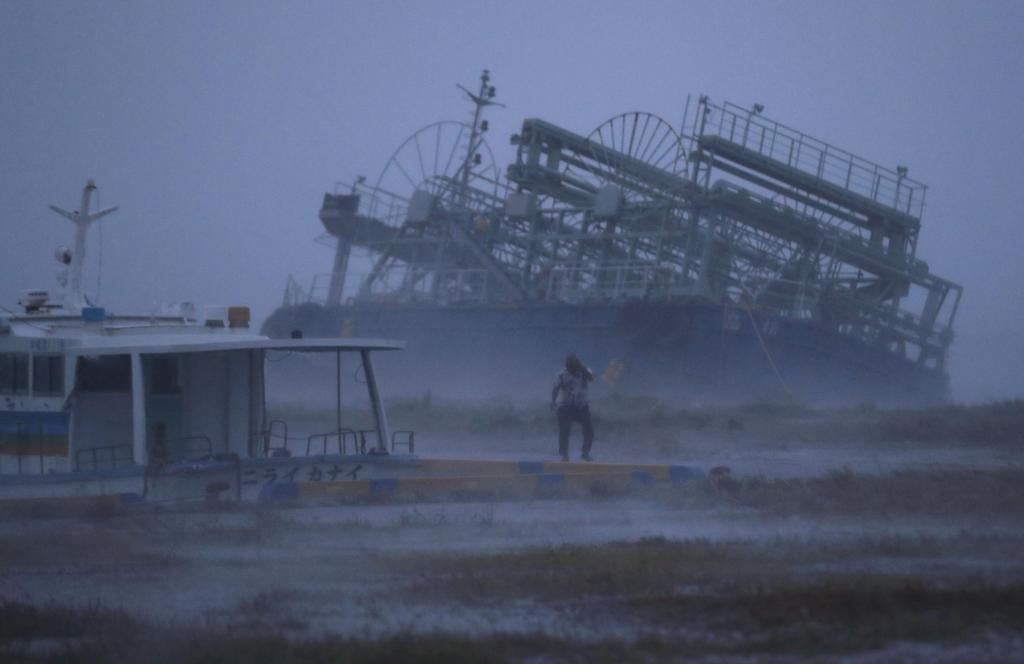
[[48, 180, 118, 312], [456, 69, 504, 204]]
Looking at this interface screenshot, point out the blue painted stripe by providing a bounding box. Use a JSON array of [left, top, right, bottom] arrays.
[[518, 460, 544, 475], [669, 465, 705, 482], [0, 411, 70, 433], [0, 465, 141, 486], [258, 482, 298, 502], [537, 473, 564, 489], [370, 478, 400, 494], [630, 471, 655, 485], [246, 454, 418, 470], [118, 493, 145, 504]]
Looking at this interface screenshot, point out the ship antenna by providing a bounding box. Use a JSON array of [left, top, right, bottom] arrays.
[[48, 180, 119, 313], [456, 69, 504, 205]]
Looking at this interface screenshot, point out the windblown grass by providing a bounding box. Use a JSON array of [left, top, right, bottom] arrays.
[[389, 534, 1024, 603], [3, 576, 1022, 661], [683, 467, 1024, 516], [270, 395, 1024, 446]]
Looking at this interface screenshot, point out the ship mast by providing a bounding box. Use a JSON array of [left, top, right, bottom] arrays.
[[49, 180, 119, 312], [456, 69, 503, 205]]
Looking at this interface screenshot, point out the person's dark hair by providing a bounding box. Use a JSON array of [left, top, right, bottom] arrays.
[[565, 353, 582, 374]]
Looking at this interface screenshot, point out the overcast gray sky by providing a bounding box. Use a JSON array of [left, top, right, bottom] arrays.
[[2, 0, 1022, 401]]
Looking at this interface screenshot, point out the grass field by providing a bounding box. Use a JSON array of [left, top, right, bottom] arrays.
[[2, 401, 1024, 661], [270, 395, 1024, 446]]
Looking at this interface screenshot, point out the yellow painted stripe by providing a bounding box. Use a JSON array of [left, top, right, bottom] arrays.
[[542, 461, 672, 480], [416, 459, 523, 475], [298, 479, 372, 497], [562, 472, 633, 490], [416, 458, 676, 480], [291, 471, 659, 502]]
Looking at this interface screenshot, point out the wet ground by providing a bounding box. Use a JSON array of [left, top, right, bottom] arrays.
[[2, 405, 1024, 661]]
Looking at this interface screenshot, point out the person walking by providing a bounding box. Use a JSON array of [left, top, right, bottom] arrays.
[[551, 353, 595, 462]]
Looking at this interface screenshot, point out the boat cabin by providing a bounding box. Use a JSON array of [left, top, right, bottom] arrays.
[[0, 324, 402, 475], [0, 181, 404, 481]]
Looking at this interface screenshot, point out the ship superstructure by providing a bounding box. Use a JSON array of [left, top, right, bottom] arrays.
[[268, 72, 963, 404], [0, 181, 403, 495]]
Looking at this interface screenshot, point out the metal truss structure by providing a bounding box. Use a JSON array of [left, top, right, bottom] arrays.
[[293, 72, 962, 372]]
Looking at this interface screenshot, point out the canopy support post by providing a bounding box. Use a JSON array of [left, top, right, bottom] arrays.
[[360, 350, 389, 453], [131, 353, 147, 466], [335, 350, 342, 442]]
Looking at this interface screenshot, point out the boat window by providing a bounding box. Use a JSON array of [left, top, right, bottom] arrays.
[[0, 353, 29, 395], [32, 354, 64, 396], [76, 355, 131, 392], [149, 356, 180, 394]]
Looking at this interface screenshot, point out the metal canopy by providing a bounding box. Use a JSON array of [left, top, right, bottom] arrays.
[[69, 337, 405, 356]]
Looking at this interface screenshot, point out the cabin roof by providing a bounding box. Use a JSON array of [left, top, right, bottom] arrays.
[[69, 337, 405, 356]]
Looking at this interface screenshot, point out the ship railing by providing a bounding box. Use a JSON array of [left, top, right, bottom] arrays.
[[282, 275, 312, 307], [75, 444, 134, 472], [306, 430, 340, 456], [283, 272, 355, 307], [0, 418, 73, 475], [433, 269, 490, 305], [423, 174, 512, 214], [714, 256, 949, 343], [14, 450, 46, 475], [340, 180, 410, 228], [700, 100, 926, 218], [349, 267, 492, 306], [306, 428, 394, 456], [176, 435, 214, 460], [253, 419, 289, 456], [252, 419, 411, 458], [546, 264, 689, 303], [709, 179, 911, 263], [253, 424, 364, 457], [251, 420, 312, 458], [307, 272, 340, 306], [391, 430, 415, 454], [825, 288, 952, 349], [9, 450, 69, 475], [288, 266, 498, 310]]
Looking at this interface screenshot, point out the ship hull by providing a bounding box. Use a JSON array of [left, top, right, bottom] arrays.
[[263, 300, 949, 406]]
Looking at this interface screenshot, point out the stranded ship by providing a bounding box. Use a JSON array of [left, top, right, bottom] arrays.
[[264, 71, 962, 406]]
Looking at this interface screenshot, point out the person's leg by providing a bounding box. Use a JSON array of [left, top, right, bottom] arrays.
[[557, 406, 571, 460], [580, 406, 594, 459]]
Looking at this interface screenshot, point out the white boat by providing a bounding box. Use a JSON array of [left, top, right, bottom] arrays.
[[0, 181, 418, 507], [0, 181, 703, 510]]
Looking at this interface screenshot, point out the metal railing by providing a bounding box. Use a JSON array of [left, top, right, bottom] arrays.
[[177, 435, 214, 460], [546, 263, 689, 303], [391, 430, 415, 454], [254, 419, 410, 458], [75, 444, 134, 472], [701, 101, 927, 218], [352, 181, 410, 228], [251, 420, 301, 457], [15, 450, 46, 475], [305, 428, 368, 456], [282, 275, 311, 307]]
